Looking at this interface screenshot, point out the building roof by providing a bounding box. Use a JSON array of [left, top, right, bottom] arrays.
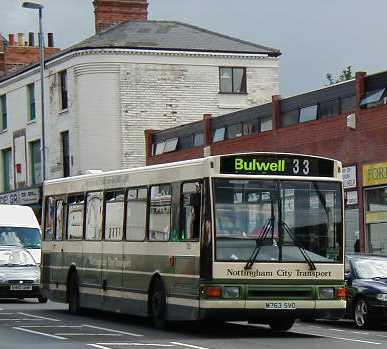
[[69, 21, 281, 56]]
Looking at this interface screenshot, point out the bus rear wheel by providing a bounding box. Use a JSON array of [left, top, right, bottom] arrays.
[[68, 272, 81, 314], [269, 318, 295, 331], [149, 279, 167, 329]]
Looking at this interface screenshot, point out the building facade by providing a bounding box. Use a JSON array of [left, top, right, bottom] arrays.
[[146, 71, 387, 255], [0, 0, 280, 220]]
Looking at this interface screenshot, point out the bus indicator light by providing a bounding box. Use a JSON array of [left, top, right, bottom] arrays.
[[205, 287, 222, 298], [336, 287, 348, 299]]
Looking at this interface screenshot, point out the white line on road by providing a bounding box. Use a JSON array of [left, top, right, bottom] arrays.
[[170, 342, 210, 349], [292, 330, 381, 345], [96, 344, 174, 347], [88, 345, 112, 349], [84, 324, 143, 337], [17, 312, 60, 322], [21, 325, 83, 328], [0, 318, 44, 321], [57, 333, 122, 336], [330, 329, 345, 332], [352, 331, 370, 335], [13, 326, 67, 340]]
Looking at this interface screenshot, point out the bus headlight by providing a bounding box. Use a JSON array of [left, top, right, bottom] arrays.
[[223, 286, 240, 299], [376, 293, 387, 302], [319, 287, 334, 300]]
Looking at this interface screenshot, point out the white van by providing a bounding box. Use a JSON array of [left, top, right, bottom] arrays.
[[0, 205, 41, 264]]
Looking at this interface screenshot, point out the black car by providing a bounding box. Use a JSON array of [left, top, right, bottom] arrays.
[[345, 254, 387, 329]]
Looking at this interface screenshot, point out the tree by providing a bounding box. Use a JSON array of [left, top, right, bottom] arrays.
[[326, 66, 354, 85]]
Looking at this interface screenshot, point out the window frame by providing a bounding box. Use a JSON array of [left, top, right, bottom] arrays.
[[299, 104, 318, 123], [226, 122, 243, 140], [66, 193, 85, 241], [0, 94, 7, 131], [104, 189, 126, 242], [59, 70, 68, 111], [29, 139, 41, 186], [54, 198, 66, 241], [219, 67, 247, 94], [84, 190, 104, 241], [2, 147, 12, 192]]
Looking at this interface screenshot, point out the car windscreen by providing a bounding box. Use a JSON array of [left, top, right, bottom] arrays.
[[353, 259, 387, 279], [0, 249, 36, 266], [0, 227, 41, 249]]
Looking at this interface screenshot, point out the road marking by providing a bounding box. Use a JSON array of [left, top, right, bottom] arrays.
[[84, 324, 143, 337], [376, 334, 387, 339], [353, 331, 369, 335], [0, 318, 44, 321], [88, 345, 112, 349], [17, 312, 60, 322], [21, 325, 82, 328], [170, 342, 210, 349], [330, 328, 345, 332], [57, 333, 122, 336], [90, 344, 174, 348], [292, 330, 381, 345], [13, 326, 67, 340]]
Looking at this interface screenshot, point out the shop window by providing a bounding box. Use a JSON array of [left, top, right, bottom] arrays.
[[163, 138, 178, 153], [366, 187, 387, 212], [243, 120, 258, 136], [193, 133, 204, 147], [105, 190, 125, 241], [340, 95, 356, 113], [227, 123, 242, 139], [260, 117, 273, 132], [282, 109, 299, 127], [345, 208, 360, 253], [85, 191, 103, 240], [360, 88, 386, 108], [319, 99, 340, 118], [154, 141, 165, 155], [149, 184, 171, 241], [126, 188, 147, 241], [219, 67, 247, 94], [299, 105, 318, 123], [67, 195, 84, 240], [213, 127, 225, 142]]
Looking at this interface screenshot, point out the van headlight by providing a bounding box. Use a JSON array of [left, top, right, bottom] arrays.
[[376, 293, 387, 302], [223, 286, 240, 299]]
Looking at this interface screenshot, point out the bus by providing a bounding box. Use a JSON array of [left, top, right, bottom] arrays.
[[41, 152, 346, 331]]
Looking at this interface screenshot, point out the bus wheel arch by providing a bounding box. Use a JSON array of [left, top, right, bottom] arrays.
[[148, 273, 168, 329]]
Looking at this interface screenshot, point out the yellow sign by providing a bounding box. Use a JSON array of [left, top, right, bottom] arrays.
[[363, 162, 387, 187], [366, 211, 387, 224]]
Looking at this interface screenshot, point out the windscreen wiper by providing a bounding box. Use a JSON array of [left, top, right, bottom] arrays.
[[281, 220, 316, 271], [244, 217, 274, 270]]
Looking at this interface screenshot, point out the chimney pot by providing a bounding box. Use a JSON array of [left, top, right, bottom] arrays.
[[8, 34, 15, 46], [28, 32, 35, 47], [47, 33, 54, 48], [17, 33, 24, 46]]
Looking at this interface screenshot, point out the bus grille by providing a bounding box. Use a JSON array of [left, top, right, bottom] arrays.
[[247, 288, 313, 300]]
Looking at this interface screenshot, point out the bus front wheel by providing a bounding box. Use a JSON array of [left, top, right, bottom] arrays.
[[68, 272, 81, 314], [269, 318, 295, 331], [149, 279, 167, 329]]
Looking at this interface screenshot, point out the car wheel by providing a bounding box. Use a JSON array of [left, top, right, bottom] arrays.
[[38, 296, 48, 304], [269, 318, 295, 331], [68, 272, 81, 314], [354, 298, 372, 329], [149, 279, 168, 329]]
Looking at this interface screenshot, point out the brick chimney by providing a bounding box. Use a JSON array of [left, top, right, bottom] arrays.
[[93, 0, 149, 33]]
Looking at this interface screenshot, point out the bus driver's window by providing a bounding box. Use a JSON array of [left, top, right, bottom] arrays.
[[180, 182, 201, 240]]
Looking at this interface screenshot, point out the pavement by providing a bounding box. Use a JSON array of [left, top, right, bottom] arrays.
[[0, 299, 385, 349]]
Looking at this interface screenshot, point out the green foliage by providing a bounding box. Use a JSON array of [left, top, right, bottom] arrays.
[[326, 66, 354, 85]]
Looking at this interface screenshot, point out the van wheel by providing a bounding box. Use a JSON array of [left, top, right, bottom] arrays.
[[68, 272, 81, 314], [269, 318, 295, 331], [38, 296, 48, 304], [149, 279, 168, 329]]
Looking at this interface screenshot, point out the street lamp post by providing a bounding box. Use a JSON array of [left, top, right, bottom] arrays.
[[22, 2, 46, 182]]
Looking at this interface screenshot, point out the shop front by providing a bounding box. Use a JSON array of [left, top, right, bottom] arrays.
[[363, 162, 387, 255], [0, 187, 42, 224]]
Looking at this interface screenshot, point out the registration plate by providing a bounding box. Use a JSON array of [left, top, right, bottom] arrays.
[[265, 302, 296, 310], [10, 285, 32, 291]]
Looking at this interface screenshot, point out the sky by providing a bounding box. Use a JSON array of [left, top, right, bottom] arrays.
[[2, 0, 387, 97]]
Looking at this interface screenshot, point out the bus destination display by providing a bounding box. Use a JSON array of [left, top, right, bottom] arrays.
[[220, 154, 334, 177]]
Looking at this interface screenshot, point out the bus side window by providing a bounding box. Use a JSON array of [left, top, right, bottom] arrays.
[[85, 191, 104, 240], [67, 194, 84, 240], [105, 190, 125, 241], [180, 182, 202, 241], [126, 188, 147, 241], [149, 184, 171, 241], [55, 199, 65, 241], [45, 197, 56, 241]]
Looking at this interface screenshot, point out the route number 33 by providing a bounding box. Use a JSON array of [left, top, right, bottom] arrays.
[[292, 159, 310, 175]]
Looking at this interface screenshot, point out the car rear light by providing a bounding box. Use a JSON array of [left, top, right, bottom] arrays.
[[336, 287, 348, 299], [205, 287, 222, 298]]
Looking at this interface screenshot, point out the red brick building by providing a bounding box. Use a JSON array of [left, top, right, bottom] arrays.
[[145, 71, 387, 255]]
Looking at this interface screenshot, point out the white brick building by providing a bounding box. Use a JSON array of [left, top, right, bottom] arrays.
[[0, 12, 280, 217]]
